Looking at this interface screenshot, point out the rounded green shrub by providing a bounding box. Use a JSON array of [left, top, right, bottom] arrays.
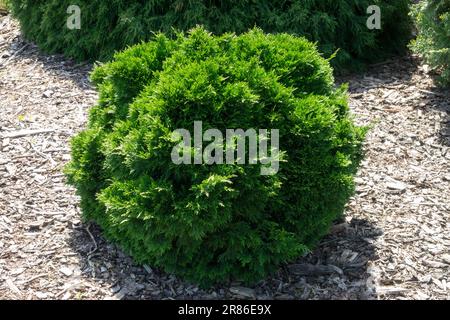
[[66, 28, 366, 286], [9, 0, 411, 71], [410, 0, 450, 86]]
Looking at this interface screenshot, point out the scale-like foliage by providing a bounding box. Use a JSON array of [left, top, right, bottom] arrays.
[[411, 0, 450, 85], [65, 28, 366, 286], [9, 0, 411, 71]]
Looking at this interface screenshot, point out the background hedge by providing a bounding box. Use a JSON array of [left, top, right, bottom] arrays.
[[410, 0, 450, 86], [65, 28, 366, 285], [10, 0, 411, 71]]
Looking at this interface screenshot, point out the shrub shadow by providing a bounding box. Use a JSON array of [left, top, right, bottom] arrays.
[[338, 54, 449, 148], [419, 86, 450, 147], [67, 216, 381, 300], [337, 55, 417, 93], [2, 28, 93, 91]]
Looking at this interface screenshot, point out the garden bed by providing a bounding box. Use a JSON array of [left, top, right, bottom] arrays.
[[0, 15, 449, 300]]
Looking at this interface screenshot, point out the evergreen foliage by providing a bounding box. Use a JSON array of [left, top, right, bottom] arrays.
[[411, 0, 450, 85], [9, 0, 411, 70], [65, 28, 366, 286]]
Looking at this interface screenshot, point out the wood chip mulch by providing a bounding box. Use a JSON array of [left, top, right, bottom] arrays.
[[1, 15, 449, 300]]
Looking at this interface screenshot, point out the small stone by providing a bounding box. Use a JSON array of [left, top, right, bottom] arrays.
[[229, 286, 256, 299], [62, 292, 72, 300], [441, 254, 450, 265], [386, 180, 407, 192], [135, 283, 145, 291], [35, 292, 48, 299], [354, 177, 365, 184], [114, 288, 128, 300], [42, 90, 54, 98], [5, 164, 16, 176], [421, 275, 432, 283], [59, 267, 73, 277], [2, 137, 10, 148], [110, 284, 121, 294]]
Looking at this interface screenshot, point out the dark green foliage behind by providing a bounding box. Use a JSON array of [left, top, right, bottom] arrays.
[[10, 0, 411, 70], [65, 28, 366, 285], [411, 0, 450, 85]]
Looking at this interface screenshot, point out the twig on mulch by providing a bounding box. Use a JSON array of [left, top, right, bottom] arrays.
[[1, 129, 55, 139], [0, 43, 28, 69], [85, 224, 98, 260]]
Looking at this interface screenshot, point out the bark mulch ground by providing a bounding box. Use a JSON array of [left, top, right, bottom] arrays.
[[1, 15, 449, 300]]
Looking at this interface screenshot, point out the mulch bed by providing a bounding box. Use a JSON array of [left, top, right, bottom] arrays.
[[1, 15, 449, 300]]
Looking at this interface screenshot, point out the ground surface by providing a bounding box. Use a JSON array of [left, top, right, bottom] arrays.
[[1, 15, 449, 300]]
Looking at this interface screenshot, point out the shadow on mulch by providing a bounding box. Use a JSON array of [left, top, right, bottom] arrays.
[[4, 35, 93, 91], [338, 53, 450, 147], [420, 86, 450, 147], [337, 55, 417, 93], [67, 216, 382, 300]]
